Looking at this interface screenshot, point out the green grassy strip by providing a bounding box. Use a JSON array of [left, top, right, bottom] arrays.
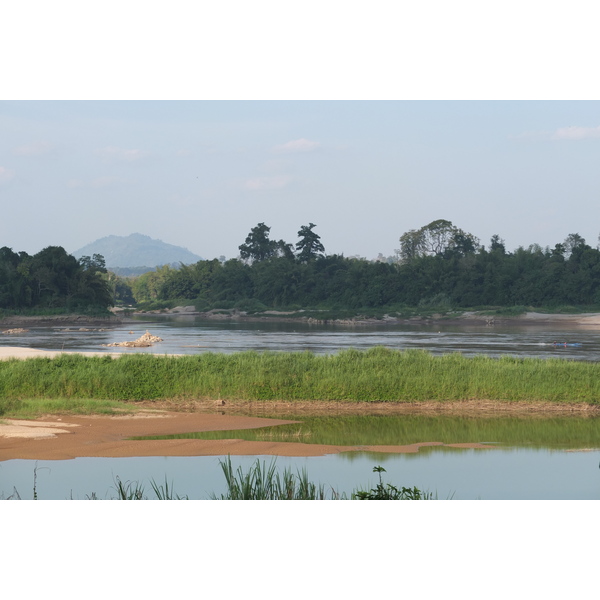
[[1, 348, 600, 415]]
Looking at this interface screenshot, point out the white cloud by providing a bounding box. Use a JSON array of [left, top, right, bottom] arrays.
[[243, 175, 291, 190], [273, 138, 320, 154], [0, 166, 15, 184], [66, 178, 83, 188], [13, 141, 54, 156], [551, 126, 600, 140], [96, 146, 150, 162]]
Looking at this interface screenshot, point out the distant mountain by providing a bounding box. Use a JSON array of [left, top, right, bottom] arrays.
[[72, 233, 202, 269]]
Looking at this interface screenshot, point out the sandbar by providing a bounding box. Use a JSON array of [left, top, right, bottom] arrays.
[[0, 411, 495, 460]]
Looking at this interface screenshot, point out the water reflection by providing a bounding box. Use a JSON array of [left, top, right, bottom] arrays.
[[134, 413, 600, 449]]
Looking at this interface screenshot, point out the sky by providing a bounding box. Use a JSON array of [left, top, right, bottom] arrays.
[[2, 2, 600, 264], [2, 100, 600, 261]]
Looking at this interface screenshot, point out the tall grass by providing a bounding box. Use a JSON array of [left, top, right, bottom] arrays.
[[210, 456, 339, 499], [2, 348, 600, 416]]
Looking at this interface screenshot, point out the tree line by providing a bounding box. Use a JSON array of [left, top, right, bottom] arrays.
[[0, 246, 113, 312], [4, 220, 600, 315], [130, 220, 600, 310]]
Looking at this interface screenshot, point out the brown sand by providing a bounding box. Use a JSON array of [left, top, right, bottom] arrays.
[[0, 410, 498, 461]]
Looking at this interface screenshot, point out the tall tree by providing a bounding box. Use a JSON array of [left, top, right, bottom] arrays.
[[239, 223, 281, 263], [563, 233, 587, 258], [399, 219, 479, 260], [296, 223, 325, 262]]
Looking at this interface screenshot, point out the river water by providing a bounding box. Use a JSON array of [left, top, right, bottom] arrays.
[[2, 315, 600, 500], [2, 313, 600, 360]]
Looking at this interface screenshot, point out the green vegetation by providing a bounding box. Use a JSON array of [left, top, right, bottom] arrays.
[[3, 397, 132, 419], [125, 220, 600, 314], [136, 413, 600, 449], [211, 456, 339, 499], [353, 466, 434, 500], [0, 245, 113, 313], [1, 348, 600, 417], [6, 221, 600, 317]]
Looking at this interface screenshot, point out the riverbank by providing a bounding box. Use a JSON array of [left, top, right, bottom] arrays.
[[5, 309, 600, 329], [132, 307, 600, 327], [1, 314, 122, 328]]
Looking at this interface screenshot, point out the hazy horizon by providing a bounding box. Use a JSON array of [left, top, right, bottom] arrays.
[[2, 101, 600, 262]]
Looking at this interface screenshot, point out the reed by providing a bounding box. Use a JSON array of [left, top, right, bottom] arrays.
[[2, 348, 600, 415], [211, 456, 339, 499]]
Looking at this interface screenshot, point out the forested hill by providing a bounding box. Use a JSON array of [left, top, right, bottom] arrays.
[[72, 233, 202, 269], [131, 221, 600, 310]]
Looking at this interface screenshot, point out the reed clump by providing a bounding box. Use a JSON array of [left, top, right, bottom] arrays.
[[1, 348, 600, 415]]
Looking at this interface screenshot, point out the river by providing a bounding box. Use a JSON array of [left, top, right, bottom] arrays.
[[1, 315, 599, 500]]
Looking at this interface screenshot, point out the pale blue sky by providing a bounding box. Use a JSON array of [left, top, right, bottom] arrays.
[[2, 100, 600, 260]]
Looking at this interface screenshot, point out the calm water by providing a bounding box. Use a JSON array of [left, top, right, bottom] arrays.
[[2, 448, 599, 500], [2, 313, 600, 360], [2, 315, 600, 500]]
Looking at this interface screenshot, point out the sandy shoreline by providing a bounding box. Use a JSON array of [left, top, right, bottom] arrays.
[[0, 410, 498, 461]]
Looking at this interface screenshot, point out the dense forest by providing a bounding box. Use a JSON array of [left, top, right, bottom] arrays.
[[4, 220, 600, 316], [0, 246, 113, 313], [129, 220, 600, 311]]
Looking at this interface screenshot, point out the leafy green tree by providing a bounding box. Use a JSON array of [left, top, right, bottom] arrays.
[[398, 228, 426, 262], [296, 223, 325, 262], [489, 234, 506, 254], [563, 233, 586, 258], [399, 220, 478, 261], [78, 254, 107, 273], [239, 223, 281, 263]]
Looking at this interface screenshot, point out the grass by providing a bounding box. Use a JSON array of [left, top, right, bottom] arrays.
[[3, 398, 132, 419], [2, 348, 600, 417], [210, 456, 339, 499]]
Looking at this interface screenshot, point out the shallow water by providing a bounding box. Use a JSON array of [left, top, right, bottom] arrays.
[[2, 448, 599, 500], [3, 314, 600, 360], [137, 413, 600, 449]]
